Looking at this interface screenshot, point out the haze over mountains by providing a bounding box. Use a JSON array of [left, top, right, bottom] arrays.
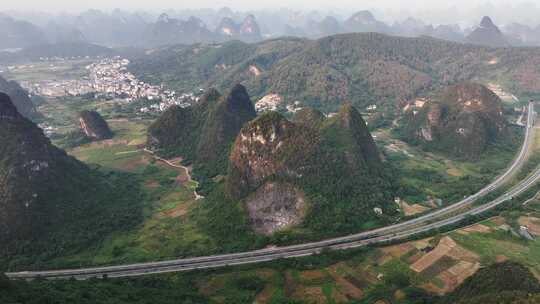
[[2, 7, 540, 49]]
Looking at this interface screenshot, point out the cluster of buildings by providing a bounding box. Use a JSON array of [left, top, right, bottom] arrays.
[[20, 57, 198, 113]]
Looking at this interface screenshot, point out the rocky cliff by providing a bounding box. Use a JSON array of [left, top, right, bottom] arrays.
[[227, 105, 394, 235], [402, 82, 510, 159], [79, 110, 113, 140], [215, 15, 262, 42]]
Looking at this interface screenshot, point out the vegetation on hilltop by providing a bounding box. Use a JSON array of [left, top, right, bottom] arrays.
[[438, 261, 540, 304], [223, 105, 396, 236], [398, 82, 512, 160], [147, 84, 256, 192], [0, 93, 144, 270], [130, 33, 540, 113]]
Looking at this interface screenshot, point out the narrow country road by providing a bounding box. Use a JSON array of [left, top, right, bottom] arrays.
[[144, 148, 204, 200]]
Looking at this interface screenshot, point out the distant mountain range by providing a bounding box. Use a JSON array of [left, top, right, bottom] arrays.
[[0, 13, 47, 49], [2, 8, 540, 49], [0, 42, 116, 65]]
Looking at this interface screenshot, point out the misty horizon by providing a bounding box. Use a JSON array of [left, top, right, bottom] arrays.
[[2, 1, 540, 27]]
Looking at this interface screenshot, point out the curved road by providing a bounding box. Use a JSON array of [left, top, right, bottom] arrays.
[[6, 102, 538, 280]]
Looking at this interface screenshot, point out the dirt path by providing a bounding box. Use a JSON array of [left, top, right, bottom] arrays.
[[517, 106, 526, 126], [143, 149, 204, 200]]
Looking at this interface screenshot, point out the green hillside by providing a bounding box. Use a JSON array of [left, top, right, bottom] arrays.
[[398, 82, 512, 160], [0, 93, 144, 269], [225, 105, 396, 237], [147, 84, 256, 191], [129, 33, 540, 113]]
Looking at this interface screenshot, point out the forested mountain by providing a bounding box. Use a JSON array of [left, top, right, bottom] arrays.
[[503, 22, 540, 46], [42, 21, 87, 44], [399, 82, 510, 160], [147, 84, 256, 180], [144, 14, 219, 47], [226, 105, 395, 235], [130, 32, 540, 113], [438, 262, 540, 304], [466, 16, 510, 47], [0, 76, 37, 119], [0, 93, 142, 264]]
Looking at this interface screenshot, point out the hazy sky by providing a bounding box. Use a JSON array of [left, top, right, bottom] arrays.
[[0, 0, 535, 12], [3, 0, 540, 26]]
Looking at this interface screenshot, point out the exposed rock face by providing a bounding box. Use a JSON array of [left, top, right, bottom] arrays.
[[402, 82, 509, 159], [0, 93, 87, 244], [0, 76, 37, 119], [246, 182, 306, 235], [228, 112, 315, 199], [148, 84, 256, 177], [239, 15, 262, 42], [215, 15, 262, 42], [216, 17, 238, 36], [227, 105, 394, 234], [79, 110, 113, 140], [466, 16, 510, 47]]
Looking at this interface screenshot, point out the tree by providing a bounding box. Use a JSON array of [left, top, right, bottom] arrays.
[[0, 273, 11, 290]]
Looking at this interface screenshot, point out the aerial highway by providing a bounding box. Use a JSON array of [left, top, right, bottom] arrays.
[[5, 102, 538, 280]]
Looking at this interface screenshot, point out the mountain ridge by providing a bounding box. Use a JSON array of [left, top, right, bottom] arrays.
[[466, 16, 510, 47], [147, 84, 256, 183], [130, 32, 540, 114]]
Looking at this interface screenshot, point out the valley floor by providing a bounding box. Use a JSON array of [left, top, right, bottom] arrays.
[[2, 59, 539, 302]]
